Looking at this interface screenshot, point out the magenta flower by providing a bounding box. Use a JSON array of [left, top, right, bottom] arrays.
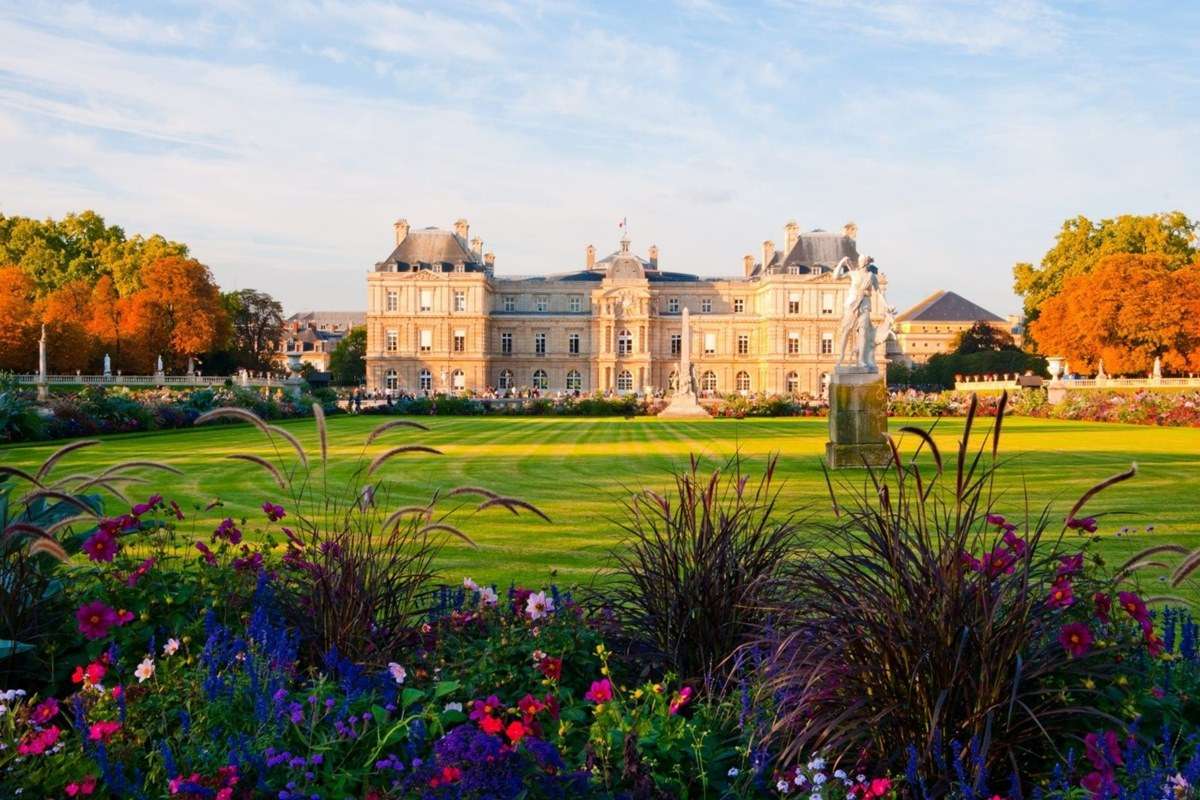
[[469, 695, 502, 721], [668, 686, 694, 715], [1094, 592, 1112, 623], [124, 558, 156, 587], [29, 697, 59, 726], [585, 679, 613, 703], [1117, 591, 1150, 624], [982, 547, 1016, 578], [1045, 577, 1075, 610], [194, 541, 217, 566], [212, 518, 243, 545], [1059, 622, 1094, 658], [959, 551, 982, 572], [1084, 730, 1124, 770], [81, 529, 119, 563], [1067, 516, 1099, 533], [261, 502, 286, 522], [985, 513, 1006, 527], [1002, 529, 1027, 557], [76, 601, 119, 640], [131, 494, 163, 517], [1057, 553, 1084, 576], [169, 500, 185, 520]]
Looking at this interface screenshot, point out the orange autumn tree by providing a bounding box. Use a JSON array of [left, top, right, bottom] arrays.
[[0, 265, 38, 371], [124, 256, 230, 372], [38, 279, 96, 373], [1031, 253, 1200, 375]]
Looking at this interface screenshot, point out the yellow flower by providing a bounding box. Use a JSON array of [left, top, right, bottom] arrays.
[[595, 644, 606, 655], [594, 703, 605, 714], [1083, 678, 1096, 690], [1117, 676, 1129, 687], [633, 689, 644, 699], [601, 666, 610, 676]]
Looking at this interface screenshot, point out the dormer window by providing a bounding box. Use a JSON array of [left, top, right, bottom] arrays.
[[433, 263, 443, 273]]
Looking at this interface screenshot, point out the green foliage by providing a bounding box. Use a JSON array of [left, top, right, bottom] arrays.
[[1013, 211, 1198, 333], [953, 320, 1016, 354], [329, 326, 366, 386], [894, 349, 1048, 389], [216, 288, 284, 372]]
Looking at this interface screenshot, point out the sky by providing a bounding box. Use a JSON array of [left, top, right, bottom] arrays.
[[1, 1, 1197, 316]]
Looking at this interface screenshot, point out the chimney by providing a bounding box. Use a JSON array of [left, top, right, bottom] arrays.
[[394, 218, 409, 245], [648, 244, 659, 268], [843, 221, 858, 240], [484, 251, 496, 268], [762, 240, 775, 272], [586, 244, 596, 270], [743, 254, 755, 277], [785, 220, 799, 255], [470, 236, 483, 257], [454, 218, 469, 241]]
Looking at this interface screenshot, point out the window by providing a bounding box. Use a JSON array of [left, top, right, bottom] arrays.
[[501, 332, 513, 354], [787, 332, 800, 354], [453, 330, 465, 353], [503, 295, 516, 312], [386, 329, 398, 352], [535, 295, 549, 312], [535, 332, 547, 356], [568, 333, 580, 355], [566, 369, 582, 391], [667, 297, 679, 313], [820, 332, 834, 355], [419, 289, 433, 312], [386, 290, 398, 312], [498, 369, 513, 389], [736, 371, 750, 392], [384, 369, 398, 391], [419, 329, 432, 352], [617, 329, 633, 356], [432, 263, 442, 273], [418, 369, 432, 391], [701, 298, 713, 313], [704, 332, 717, 355], [453, 290, 466, 312], [734, 298, 745, 313], [569, 295, 583, 313], [737, 334, 749, 355], [532, 369, 548, 390], [670, 333, 681, 356], [700, 370, 717, 393], [451, 369, 465, 390], [788, 265, 801, 275], [616, 370, 634, 392], [788, 292, 801, 314], [786, 372, 799, 394], [821, 291, 835, 315]]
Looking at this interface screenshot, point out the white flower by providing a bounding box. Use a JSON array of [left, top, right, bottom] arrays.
[[463, 577, 479, 591], [163, 638, 180, 656], [443, 702, 463, 713], [794, 773, 808, 785], [812, 773, 827, 785], [479, 586, 498, 605], [728, 767, 740, 777], [807, 757, 826, 771], [810, 794, 822, 800], [834, 770, 847, 780], [134, 657, 155, 683], [387, 663, 407, 685], [532, 649, 546, 662], [525, 590, 554, 620], [857, 775, 867, 783], [777, 779, 792, 794]]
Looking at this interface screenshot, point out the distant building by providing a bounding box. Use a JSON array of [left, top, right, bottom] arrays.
[[364, 217, 891, 397], [279, 311, 364, 371], [889, 290, 1019, 365]]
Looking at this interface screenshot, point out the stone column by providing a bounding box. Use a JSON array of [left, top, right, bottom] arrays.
[[37, 325, 48, 402]]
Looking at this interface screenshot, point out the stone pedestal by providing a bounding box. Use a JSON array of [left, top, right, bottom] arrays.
[[658, 391, 710, 419], [825, 367, 890, 468]]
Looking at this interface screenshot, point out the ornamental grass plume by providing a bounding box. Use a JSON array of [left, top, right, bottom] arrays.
[[749, 392, 1142, 788]]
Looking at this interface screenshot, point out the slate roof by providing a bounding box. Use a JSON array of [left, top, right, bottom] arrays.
[[384, 227, 479, 266], [748, 230, 859, 278], [896, 290, 1005, 323]]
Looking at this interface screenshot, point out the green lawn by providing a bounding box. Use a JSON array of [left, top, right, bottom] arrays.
[[3, 415, 1199, 592]]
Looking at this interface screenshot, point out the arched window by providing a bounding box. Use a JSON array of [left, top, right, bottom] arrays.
[[617, 329, 633, 356], [786, 371, 799, 395], [532, 369, 548, 390], [700, 370, 717, 393], [385, 369, 398, 391], [667, 370, 678, 392], [565, 369, 582, 391], [616, 370, 634, 392], [498, 369, 513, 389], [736, 371, 750, 393], [451, 369, 465, 390], [418, 369, 432, 392]]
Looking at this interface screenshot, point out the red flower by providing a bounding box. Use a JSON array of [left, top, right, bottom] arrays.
[[81, 530, 119, 563], [865, 778, 893, 799], [585, 679, 613, 703], [1084, 731, 1123, 770], [542, 693, 560, 720], [479, 715, 504, 735], [1081, 770, 1118, 798], [1145, 632, 1165, 657], [537, 656, 563, 681], [985, 513, 1007, 527], [72, 661, 106, 685], [1117, 591, 1150, 624], [505, 720, 528, 743], [1045, 577, 1075, 610], [1059, 622, 1094, 658], [76, 601, 119, 640], [517, 694, 545, 719]]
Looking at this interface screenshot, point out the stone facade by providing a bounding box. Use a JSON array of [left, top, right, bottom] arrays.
[[889, 290, 1022, 365], [365, 219, 890, 396], [279, 311, 365, 371]]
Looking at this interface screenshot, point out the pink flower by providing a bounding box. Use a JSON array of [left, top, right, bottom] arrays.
[[194, 540, 217, 566], [1081, 770, 1118, 798], [469, 695, 502, 721], [982, 547, 1016, 578], [65, 775, 97, 796], [866, 778, 893, 799], [1002, 529, 1027, 557], [261, 502, 286, 522], [88, 720, 121, 742], [131, 494, 162, 517], [1057, 553, 1084, 576], [1045, 577, 1075, 610], [985, 513, 1007, 527], [1059, 622, 1094, 657], [17, 725, 61, 755], [81, 529, 119, 562], [669, 685, 694, 715], [29, 697, 59, 725], [1118, 591, 1150, 624], [125, 557, 156, 587], [76, 601, 119, 640], [585, 679, 613, 703]]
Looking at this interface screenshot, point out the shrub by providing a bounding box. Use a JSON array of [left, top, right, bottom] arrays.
[[594, 455, 801, 684]]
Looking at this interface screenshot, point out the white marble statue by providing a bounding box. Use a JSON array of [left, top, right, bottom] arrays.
[[676, 306, 698, 396], [156, 354, 164, 373], [103, 353, 112, 376], [833, 255, 889, 371]]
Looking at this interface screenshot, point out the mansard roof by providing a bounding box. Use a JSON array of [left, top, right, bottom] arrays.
[[784, 229, 858, 268], [384, 227, 480, 267], [896, 290, 1005, 323]]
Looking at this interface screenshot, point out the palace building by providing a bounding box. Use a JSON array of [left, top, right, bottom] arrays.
[[364, 218, 890, 397]]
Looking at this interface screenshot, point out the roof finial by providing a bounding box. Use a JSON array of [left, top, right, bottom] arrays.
[[618, 216, 630, 252]]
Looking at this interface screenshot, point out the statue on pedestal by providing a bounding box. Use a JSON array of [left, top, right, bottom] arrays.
[[657, 306, 709, 419], [37, 325, 48, 401], [103, 353, 112, 377]]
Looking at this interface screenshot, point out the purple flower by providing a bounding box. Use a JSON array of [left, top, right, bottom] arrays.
[[81, 529, 119, 563], [261, 502, 286, 522], [76, 601, 119, 640]]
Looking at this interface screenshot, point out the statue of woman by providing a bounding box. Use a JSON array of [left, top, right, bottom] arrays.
[[833, 255, 888, 370]]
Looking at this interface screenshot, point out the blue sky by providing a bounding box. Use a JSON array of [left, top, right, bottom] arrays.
[[1, 1, 1197, 315]]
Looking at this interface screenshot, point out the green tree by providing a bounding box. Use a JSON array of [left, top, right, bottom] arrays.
[[328, 326, 366, 386], [1013, 212, 1198, 342], [953, 321, 1015, 355], [220, 289, 284, 371]]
